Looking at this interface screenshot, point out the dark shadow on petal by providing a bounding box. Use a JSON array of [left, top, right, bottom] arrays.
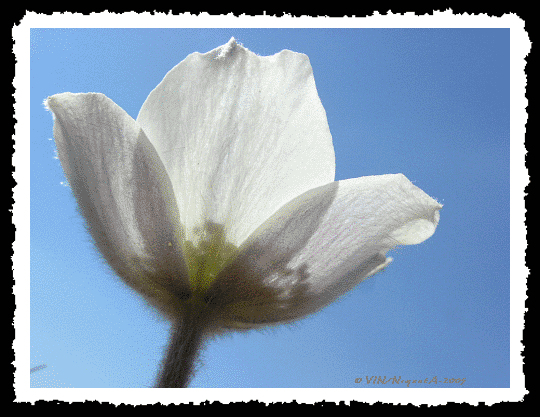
[[131, 132, 191, 304], [204, 181, 352, 327]]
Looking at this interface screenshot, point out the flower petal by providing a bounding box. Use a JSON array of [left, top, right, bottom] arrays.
[[137, 38, 335, 247], [206, 173, 441, 327], [46, 93, 190, 319]]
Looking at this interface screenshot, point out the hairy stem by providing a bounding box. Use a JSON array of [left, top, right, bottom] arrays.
[[157, 304, 208, 388]]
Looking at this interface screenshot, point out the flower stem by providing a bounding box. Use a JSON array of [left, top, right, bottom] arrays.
[[156, 303, 208, 388]]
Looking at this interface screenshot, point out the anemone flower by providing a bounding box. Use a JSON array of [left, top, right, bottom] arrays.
[[45, 38, 441, 388]]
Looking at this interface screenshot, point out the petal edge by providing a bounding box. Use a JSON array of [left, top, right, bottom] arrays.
[[46, 93, 191, 319]]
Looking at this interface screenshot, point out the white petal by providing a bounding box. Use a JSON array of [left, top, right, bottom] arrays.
[[207, 173, 441, 327], [137, 38, 335, 247], [46, 93, 190, 319]]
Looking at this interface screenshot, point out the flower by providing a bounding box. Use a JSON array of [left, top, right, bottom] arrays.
[[45, 38, 441, 387]]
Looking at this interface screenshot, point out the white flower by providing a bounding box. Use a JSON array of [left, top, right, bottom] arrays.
[[45, 38, 441, 387]]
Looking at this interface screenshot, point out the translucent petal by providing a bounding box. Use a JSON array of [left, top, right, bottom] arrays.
[[207, 173, 441, 327], [46, 93, 190, 319], [137, 38, 335, 248]]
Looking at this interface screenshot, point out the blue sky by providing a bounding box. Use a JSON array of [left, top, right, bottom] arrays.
[[30, 28, 510, 389]]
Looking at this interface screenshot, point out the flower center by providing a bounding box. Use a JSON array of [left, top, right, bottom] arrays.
[[183, 221, 238, 298]]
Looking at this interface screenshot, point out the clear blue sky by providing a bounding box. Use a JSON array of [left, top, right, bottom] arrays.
[[30, 28, 510, 388]]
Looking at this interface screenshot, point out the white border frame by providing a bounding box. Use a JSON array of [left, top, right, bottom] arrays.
[[14, 11, 529, 405]]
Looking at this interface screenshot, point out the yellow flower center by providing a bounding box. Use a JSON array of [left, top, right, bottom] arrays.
[[183, 221, 238, 299]]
